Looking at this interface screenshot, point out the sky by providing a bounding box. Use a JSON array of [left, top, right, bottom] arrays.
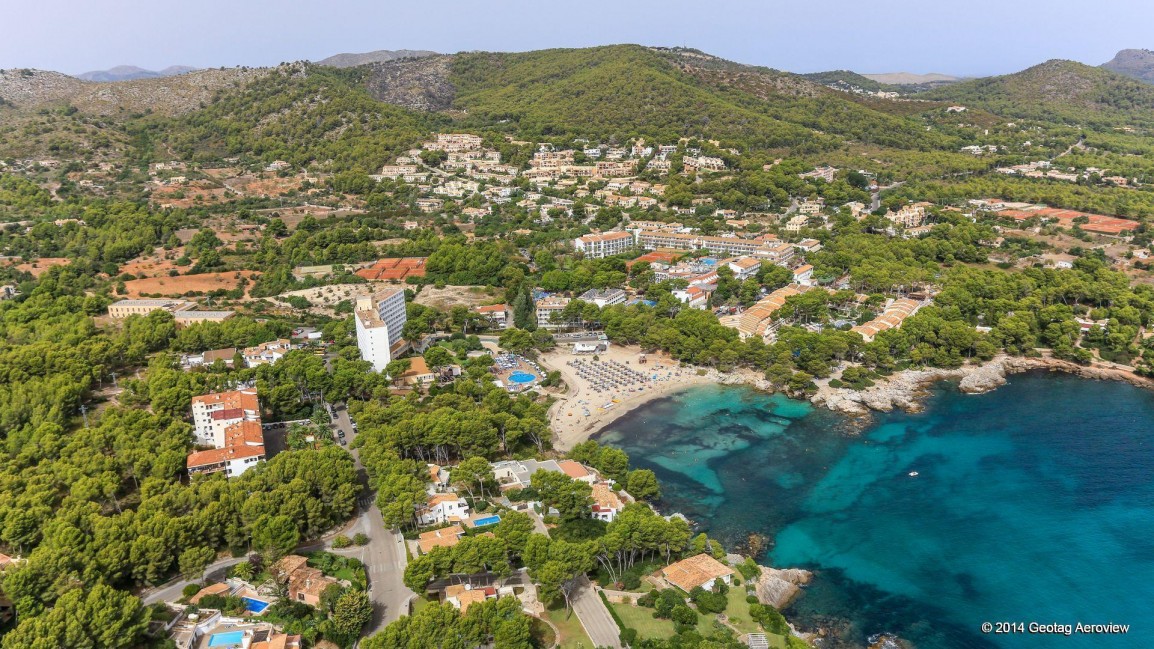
[[2, 0, 1151, 77]]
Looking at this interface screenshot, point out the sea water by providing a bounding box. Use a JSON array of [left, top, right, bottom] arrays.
[[595, 374, 1154, 648]]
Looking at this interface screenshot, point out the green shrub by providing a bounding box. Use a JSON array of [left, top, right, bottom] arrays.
[[621, 571, 642, 591], [352, 532, 369, 545], [182, 583, 202, 599]]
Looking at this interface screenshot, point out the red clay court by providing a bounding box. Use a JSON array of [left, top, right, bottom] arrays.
[[355, 257, 428, 281]]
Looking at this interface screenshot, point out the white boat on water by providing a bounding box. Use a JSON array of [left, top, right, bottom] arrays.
[[908, 471, 919, 477]]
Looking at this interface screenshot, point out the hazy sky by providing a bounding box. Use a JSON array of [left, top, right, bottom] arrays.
[[3, 0, 1151, 77]]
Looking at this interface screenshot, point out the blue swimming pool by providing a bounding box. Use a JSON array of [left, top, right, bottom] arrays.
[[508, 371, 536, 384], [473, 514, 501, 527], [242, 596, 270, 614], [208, 631, 245, 647]]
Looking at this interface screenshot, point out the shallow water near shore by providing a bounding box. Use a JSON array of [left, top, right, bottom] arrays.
[[595, 373, 1154, 648]]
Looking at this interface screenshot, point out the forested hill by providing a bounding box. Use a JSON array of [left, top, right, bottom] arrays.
[[106, 45, 968, 174], [411, 45, 958, 152], [11, 45, 1154, 174], [921, 59, 1154, 127]]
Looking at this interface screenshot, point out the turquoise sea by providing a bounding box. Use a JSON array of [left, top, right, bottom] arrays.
[[595, 373, 1154, 648]]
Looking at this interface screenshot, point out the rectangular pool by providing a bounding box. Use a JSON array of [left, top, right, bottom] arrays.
[[473, 515, 501, 527], [208, 631, 245, 647], [242, 597, 270, 614]]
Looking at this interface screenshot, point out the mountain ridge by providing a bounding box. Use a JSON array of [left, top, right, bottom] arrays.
[[1100, 48, 1154, 84], [921, 58, 1154, 126], [75, 65, 198, 82], [316, 49, 438, 68]]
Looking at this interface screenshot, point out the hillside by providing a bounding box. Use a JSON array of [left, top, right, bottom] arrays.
[[803, 70, 893, 93], [76, 65, 198, 82], [922, 59, 1154, 127], [317, 49, 438, 68], [1101, 48, 1154, 84], [0, 66, 269, 116], [153, 63, 436, 170], [0, 45, 975, 169], [357, 45, 955, 152]]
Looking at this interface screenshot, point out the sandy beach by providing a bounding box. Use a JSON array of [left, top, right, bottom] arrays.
[[542, 342, 1154, 450], [541, 344, 714, 451]]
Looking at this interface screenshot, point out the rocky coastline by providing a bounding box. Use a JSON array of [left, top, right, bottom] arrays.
[[802, 355, 1154, 417]]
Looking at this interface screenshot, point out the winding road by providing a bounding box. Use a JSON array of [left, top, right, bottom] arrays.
[[143, 402, 414, 636]]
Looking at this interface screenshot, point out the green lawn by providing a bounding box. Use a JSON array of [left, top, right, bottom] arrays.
[[544, 603, 596, 649], [609, 601, 714, 639], [722, 587, 763, 636], [610, 602, 677, 640], [721, 588, 788, 648], [411, 595, 435, 616]]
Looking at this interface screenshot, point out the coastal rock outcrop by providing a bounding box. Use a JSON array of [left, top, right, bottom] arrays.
[[957, 360, 1008, 393], [755, 565, 813, 609]]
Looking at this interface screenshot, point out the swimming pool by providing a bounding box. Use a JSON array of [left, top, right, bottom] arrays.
[[507, 371, 536, 384], [208, 631, 245, 647], [242, 596, 270, 614], [473, 515, 501, 527]]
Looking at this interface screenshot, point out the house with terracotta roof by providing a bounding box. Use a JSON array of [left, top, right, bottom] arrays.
[[662, 554, 735, 592], [243, 339, 292, 367], [187, 419, 267, 478], [672, 285, 709, 309], [272, 555, 339, 608], [418, 493, 470, 526], [191, 389, 261, 447], [428, 464, 451, 489], [189, 582, 231, 604], [417, 525, 465, 554], [591, 483, 624, 522], [557, 460, 599, 484], [444, 583, 496, 614], [727, 256, 762, 280], [473, 304, 511, 329]]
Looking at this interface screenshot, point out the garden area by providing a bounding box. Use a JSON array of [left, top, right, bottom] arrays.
[[543, 603, 595, 649]]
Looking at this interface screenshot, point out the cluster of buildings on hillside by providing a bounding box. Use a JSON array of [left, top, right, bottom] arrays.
[[851, 298, 923, 341], [108, 298, 235, 326], [186, 389, 267, 478], [415, 458, 627, 561], [994, 160, 1135, 187], [162, 552, 349, 648], [185, 339, 295, 369], [369, 134, 739, 229]]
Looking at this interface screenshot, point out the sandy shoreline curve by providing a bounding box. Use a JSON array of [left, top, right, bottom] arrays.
[[543, 345, 1154, 450]]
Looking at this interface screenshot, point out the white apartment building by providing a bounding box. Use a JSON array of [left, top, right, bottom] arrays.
[[190, 389, 261, 448], [355, 288, 408, 373], [574, 231, 635, 259], [536, 296, 574, 330], [577, 288, 627, 308]]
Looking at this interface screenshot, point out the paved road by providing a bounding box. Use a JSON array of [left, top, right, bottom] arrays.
[[569, 575, 622, 648], [332, 403, 415, 633], [145, 401, 414, 636], [142, 556, 248, 605], [527, 510, 621, 648]]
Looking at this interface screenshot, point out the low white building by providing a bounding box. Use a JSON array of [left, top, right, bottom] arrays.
[[418, 493, 470, 526], [577, 288, 627, 308]]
